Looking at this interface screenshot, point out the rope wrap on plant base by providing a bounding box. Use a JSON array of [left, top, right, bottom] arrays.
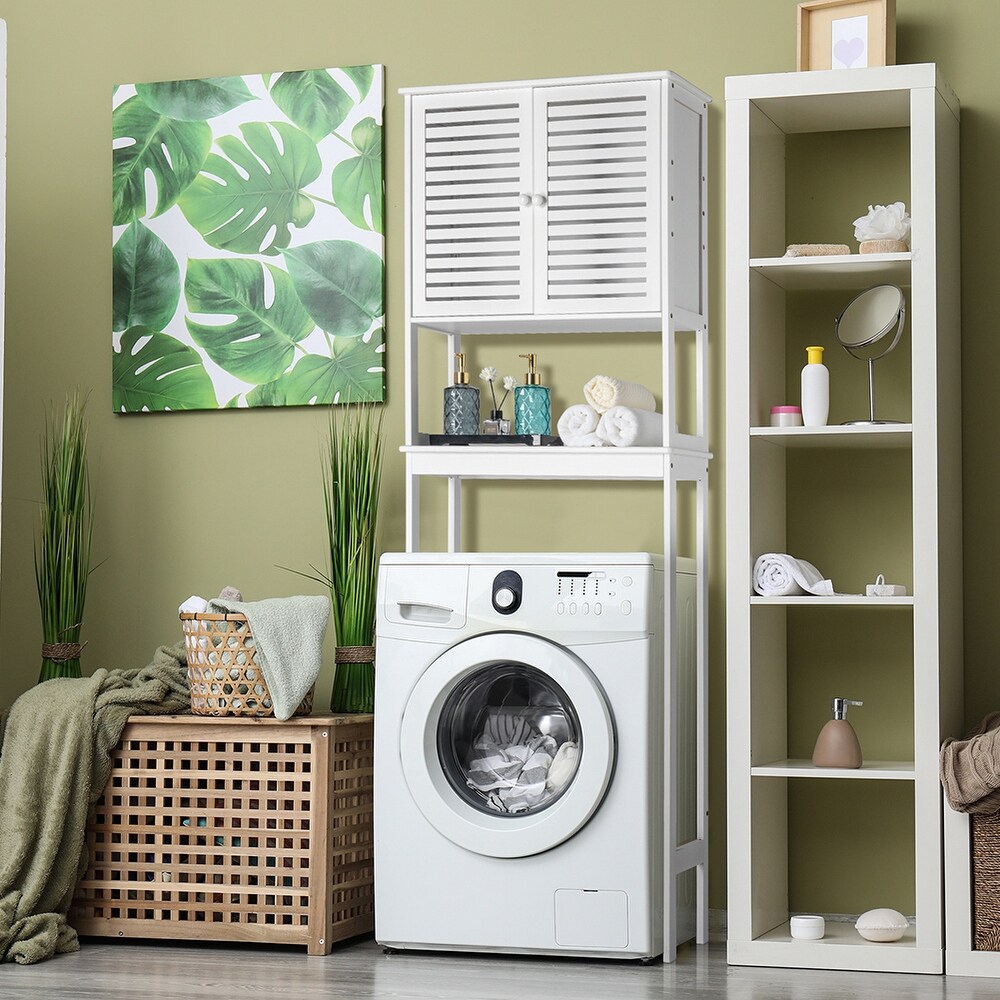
[[335, 645, 375, 664], [41, 641, 85, 662]]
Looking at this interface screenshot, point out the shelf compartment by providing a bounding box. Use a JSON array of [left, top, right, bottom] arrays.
[[750, 253, 911, 291], [402, 444, 710, 481], [751, 759, 915, 780], [750, 425, 911, 448]]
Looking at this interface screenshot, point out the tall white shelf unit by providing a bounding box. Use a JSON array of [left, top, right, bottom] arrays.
[[725, 65, 962, 974], [400, 71, 712, 962]]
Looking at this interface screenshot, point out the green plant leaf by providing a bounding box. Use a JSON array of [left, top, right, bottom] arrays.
[[270, 70, 353, 142], [136, 77, 256, 121], [113, 96, 212, 224], [331, 117, 383, 233], [281, 240, 383, 338], [185, 258, 314, 383], [178, 122, 321, 255], [113, 221, 180, 333], [114, 327, 217, 412], [343, 65, 375, 100], [246, 331, 384, 406]]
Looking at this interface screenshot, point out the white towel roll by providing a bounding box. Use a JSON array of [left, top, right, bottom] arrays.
[[557, 404, 605, 446], [583, 374, 656, 414], [752, 553, 835, 597], [179, 595, 209, 614], [596, 406, 663, 447]]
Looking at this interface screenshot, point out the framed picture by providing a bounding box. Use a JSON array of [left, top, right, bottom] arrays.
[[797, 0, 896, 72]]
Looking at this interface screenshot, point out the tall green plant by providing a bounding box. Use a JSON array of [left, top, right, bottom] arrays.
[[295, 403, 383, 712], [35, 392, 95, 682]]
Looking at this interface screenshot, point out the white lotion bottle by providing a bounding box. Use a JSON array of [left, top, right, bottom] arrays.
[[801, 345, 829, 426]]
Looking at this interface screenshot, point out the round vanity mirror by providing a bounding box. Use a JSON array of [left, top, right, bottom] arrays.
[[835, 283, 906, 424]]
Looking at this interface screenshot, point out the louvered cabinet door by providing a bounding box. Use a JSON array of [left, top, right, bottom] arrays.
[[534, 80, 662, 313], [412, 90, 533, 316]]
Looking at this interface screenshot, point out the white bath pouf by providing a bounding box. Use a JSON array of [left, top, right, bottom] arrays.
[[855, 908, 908, 942]]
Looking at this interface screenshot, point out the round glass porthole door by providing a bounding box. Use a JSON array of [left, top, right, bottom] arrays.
[[399, 632, 615, 858], [437, 662, 582, 817]]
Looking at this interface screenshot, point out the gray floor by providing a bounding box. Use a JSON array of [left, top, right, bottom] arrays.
[[3, 935, 1000, 999]]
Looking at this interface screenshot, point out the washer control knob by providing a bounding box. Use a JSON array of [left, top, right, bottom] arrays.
[[491, 570, 523, 615], [494, 587, 516, 609]]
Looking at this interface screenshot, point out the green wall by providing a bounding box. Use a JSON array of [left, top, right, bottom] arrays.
[[2, 0, 998, 913]]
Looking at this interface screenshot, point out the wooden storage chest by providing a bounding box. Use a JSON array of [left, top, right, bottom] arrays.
[[70, 714, 373, 954]]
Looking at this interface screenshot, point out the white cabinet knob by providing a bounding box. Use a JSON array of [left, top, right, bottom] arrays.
[[518, 193, 531, 206], [532, 193, 547, 207], [494, 587, 516, 609]]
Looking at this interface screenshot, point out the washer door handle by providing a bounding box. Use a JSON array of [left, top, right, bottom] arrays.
[[397, 601, 454, 624]]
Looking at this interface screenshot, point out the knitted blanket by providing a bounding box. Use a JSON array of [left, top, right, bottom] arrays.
[[940, 712, 1000, 815], [0, 644, 190, 964]]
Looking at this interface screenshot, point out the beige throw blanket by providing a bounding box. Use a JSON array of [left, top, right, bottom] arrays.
[[0, 644, 190, 964], [940, 712, 1000, 814]]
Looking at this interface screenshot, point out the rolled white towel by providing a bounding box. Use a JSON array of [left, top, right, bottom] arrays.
[[752, 553, 835, 597], [179, 595, 209, 614], [596, 406, 663, 447], [583, 374, 656, 414], [557, 404, 605, 447]]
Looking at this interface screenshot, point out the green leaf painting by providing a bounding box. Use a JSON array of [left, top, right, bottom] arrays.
[[112, 221, 180, 333], [112, 65, 385, 412]]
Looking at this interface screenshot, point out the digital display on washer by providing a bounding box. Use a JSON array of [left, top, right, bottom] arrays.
[[436, 663, 582, 817]]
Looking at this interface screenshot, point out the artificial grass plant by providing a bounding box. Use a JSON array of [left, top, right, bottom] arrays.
[[35, 391, 95, 682]]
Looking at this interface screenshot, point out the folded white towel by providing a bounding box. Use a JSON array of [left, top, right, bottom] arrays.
[[752, 553, 835, 597], [583, 374, 656, 414], [557, 404, 605, 447], [596, 406, 663, 447], [179, 595, 208, 614]]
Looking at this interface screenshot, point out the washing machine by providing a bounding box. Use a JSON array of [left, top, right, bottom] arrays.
[[374, 552, 694, 961]]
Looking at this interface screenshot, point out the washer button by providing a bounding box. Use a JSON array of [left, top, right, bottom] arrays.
[[623, 575, 633, 587], [494, 587, 516, 609], [581, 602, 590, 615], [621, 600, 632, 616], [569, 602, 578, 615], [557, 602, 566, 615], [594, 602, 602, 615]]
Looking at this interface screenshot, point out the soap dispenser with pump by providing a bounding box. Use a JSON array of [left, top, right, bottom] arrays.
[[443, 352, 480, 435], [513, 352, 551, 435], [812, 698, 864, 768]]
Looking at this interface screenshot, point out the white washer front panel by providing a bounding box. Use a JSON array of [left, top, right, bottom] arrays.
[[399, 631, 615, 858]]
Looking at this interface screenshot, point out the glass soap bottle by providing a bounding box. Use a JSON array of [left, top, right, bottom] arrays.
[[513, 353, 551, 435], [443, 353, 479, 435]]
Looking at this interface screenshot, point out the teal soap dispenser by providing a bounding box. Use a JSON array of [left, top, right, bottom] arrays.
[[513, 352, 551, 435]]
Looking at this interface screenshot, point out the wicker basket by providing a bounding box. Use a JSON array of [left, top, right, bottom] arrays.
[[180, 612, 314, 717], [973, 811, 1000, 949]]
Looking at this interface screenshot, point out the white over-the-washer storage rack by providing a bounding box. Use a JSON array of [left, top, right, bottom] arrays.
[[399, 70, 712, 962]]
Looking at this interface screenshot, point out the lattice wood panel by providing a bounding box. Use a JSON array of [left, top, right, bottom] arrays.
[[71, 714, 373, 955]]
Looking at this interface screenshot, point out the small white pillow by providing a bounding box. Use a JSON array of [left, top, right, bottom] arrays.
[[855, 908, 908, 942]]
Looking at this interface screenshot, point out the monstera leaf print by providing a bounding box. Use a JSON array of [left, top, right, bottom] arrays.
[[113, 327, 217, 411], [136, 77, 255, 121], [113, 96, 211, 224], [332, 118, 383, 232], [178, 121, 321, 255], [113, 221, 180, 333], [113, 65, 385, 412], [281, 240, 383, 338], [270, 70, 354, 142], [246, 330, 385, 406], [184, 258, 314, 383]]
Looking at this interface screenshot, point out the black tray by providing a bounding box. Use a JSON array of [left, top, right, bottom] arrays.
[[428, 434, 563, 446]]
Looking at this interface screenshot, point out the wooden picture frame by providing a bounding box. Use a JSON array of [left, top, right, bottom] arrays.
[[797, 0, 896, 72]]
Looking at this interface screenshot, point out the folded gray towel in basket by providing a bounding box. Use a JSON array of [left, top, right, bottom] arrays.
[[208, 596, 331, 721]]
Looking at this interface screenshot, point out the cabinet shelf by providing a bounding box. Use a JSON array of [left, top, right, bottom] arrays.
[[402, 444, 710, 481], [750, 595, 913, 607], [751, 759, 915, 780], [749, 425, 912, 448], [749, 253, 911, 291]]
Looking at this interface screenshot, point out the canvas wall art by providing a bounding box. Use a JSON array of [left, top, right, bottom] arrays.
[[112, 65, 385, 412]]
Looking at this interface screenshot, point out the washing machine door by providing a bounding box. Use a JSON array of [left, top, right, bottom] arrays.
[[399, 631, 615, 858]]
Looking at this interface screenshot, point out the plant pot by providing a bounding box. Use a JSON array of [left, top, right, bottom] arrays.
[[332, 644, 375, 713]]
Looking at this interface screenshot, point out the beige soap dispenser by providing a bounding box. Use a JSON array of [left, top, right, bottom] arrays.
[[812, 698, 864, 768]]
